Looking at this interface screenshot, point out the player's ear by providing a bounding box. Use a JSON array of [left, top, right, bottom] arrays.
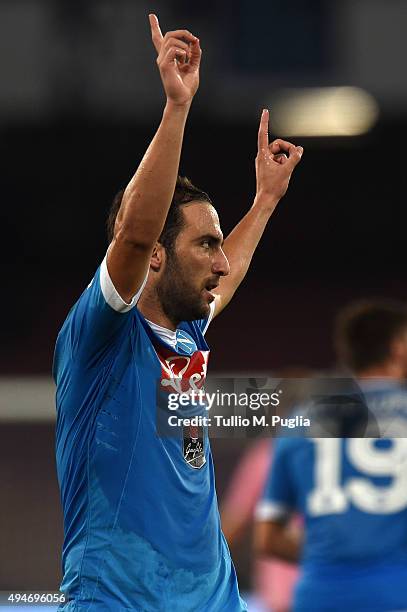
[[150, 242, 165, 272]]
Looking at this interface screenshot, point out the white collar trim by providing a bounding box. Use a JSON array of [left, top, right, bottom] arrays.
[[146, 319, 177, 349]]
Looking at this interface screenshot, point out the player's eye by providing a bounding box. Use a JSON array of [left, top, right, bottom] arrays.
[[201, 239, 210, 249]]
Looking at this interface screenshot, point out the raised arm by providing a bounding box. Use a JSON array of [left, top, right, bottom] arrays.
[[212, 109, 303, 317], [107, 14, 202, 303]]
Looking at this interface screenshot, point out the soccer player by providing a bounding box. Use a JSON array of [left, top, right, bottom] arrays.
[[221, 438, 299, 612], [53, 13, 303, 612], [255, 300, 407, 612]]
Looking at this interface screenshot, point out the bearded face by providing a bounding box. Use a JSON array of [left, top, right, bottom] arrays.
[[155, 202, 229, 325]]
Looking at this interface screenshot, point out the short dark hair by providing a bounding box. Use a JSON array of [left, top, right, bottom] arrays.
[[335, 300, 407, 372], [106, 175, 212, 252]]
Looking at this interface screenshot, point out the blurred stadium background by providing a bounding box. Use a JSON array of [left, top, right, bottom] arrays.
[[1, 0, 406, 606]]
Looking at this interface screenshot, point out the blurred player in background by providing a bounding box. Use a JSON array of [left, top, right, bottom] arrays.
[[53, 13, 303, 612], [221, 372, 314, 612], [222, 438, 299, 612], [255, 300, 407, 612]]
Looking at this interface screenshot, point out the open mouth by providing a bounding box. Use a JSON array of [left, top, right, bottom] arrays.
[[205, 281, 218, 292], [203, 281, 219, 302]]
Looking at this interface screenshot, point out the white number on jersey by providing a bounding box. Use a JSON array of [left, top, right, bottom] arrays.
[[307, 433, 407, 516]]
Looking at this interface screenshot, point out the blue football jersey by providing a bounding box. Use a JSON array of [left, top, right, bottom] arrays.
[[53, 262, 246, 612], [258, 383, 407, 612]]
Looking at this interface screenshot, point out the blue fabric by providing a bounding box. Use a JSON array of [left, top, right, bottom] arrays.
[[294, 563, 407, 611], [262, 384, 407, 612], [53, 266, 246, 612]]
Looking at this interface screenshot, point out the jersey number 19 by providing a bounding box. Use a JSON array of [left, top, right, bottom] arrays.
[[308, 437, 407, 516]]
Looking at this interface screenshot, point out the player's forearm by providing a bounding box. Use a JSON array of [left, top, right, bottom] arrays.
[[115, 101, 190, 246], [217, 197, 277, 307], [264, 531, 300, 564], [255, 521, 301, 564], [215, 109, 302, 308]]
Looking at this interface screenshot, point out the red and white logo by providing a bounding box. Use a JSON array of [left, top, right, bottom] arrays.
[[157, 345, 210, 395]]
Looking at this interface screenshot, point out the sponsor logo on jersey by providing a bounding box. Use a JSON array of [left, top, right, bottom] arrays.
[[154, 340, 209, 465], [157, 345, 209, 395]]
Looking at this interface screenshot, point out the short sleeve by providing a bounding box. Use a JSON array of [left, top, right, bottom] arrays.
[[99, 253, 148, 313], [255, 439, 296, 522], [55, 256, 147, 367]]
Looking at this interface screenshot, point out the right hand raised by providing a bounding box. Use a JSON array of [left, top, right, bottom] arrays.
[[149, 14, 202, 107]]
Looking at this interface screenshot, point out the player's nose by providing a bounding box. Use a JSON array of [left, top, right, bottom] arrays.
[[212, 248, 230, 277]]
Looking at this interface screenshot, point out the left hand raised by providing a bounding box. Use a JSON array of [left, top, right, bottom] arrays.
[[255, 109, 303, 205]]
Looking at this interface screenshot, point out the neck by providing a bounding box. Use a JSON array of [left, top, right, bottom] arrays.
[[356, 362, 403, 380], [137, 286, 177, 331]]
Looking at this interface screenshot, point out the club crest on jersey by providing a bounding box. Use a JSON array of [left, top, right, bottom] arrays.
[[176, 329, 196, 355], [183, 424, 206, 469]]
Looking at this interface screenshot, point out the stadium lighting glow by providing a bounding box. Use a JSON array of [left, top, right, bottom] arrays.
[[270, 87, 379, 137]]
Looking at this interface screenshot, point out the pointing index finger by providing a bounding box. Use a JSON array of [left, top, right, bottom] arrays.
[[258, 109, 269, 152], [149, 13, 163, 52]]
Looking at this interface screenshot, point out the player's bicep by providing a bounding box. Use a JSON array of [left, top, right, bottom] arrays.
[[106, 232, 152, 304]]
